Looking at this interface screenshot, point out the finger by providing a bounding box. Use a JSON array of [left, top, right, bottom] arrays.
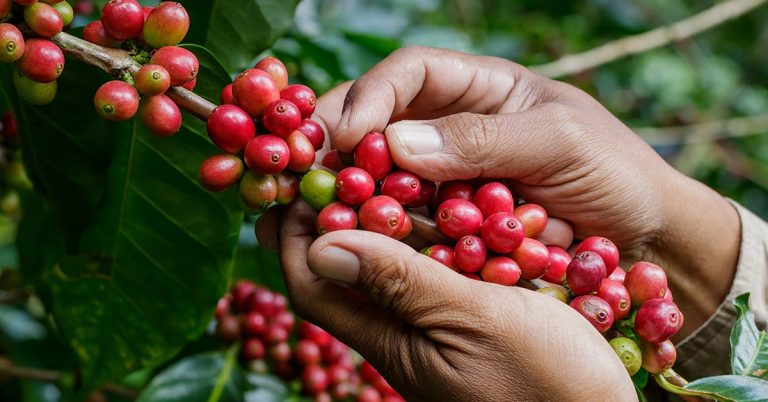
[[254, 206, 282, 251], [311, 81, 353, 153]]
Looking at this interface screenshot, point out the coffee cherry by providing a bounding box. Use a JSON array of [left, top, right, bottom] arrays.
[[511, 238, 551, 280], [541, 246, 570, 284], [575, 236, 619, 273], [302, 365, 329, 396], [566, 251, 607, 295], [232, 280, 257, 311], [102, 0, 144, 40], [480, 256, 521, 286], [569, 295, 614, 333], [52, 1, 73, 26], [18, 39, 64, 83], [300, 322, 333, 348], [134, 64, 170, 96], [479, 212, 525, 254], [93, 80, 138, 121], [239, 171, 277, 210], [473, 182, 513, 218], [536, 285, 569, 303], [0, 0, 10, 18], [83, 21, 122, 48], [1, 111, 17, 140], [641, 340, 677, 374], [140, 95, 182, 136], [404, 179, 436, 208], [243, 135, 290, 175], [263, 99, 301, 137], [607, 267, 626, 283], [286, 131, 315, 172], [182, 77, 195, 92], [300, 170, 337, 210], [321, 150, 345, 171], [220, 84, 235, 105], [297, 119, 325, 151], [142, 2, 189, 48], [327, 364, 351, 386], [381, 170, 421, 204], [514, 203, 548, 238], [24, 3, 63, 37], [354, 131, 393, 181], [359, 195, 406, 237], [597, 279, 631, 320], [251, 288, 278, 316], [14, 0, 38, 5], [274, 172, 298, 205], [323, 339, 349, 364], [393, 213, 412, 240], [0, 23, 24, 63], [241, 337, 265, 361], [149, 46, 198, 87], [233, 69, 280, 118], [273, 310, 296, 330], [317, 202, 357, 234], [334, 167, 375, 206], [609, 337, 642, 376], [13, 69, 57, 105], [269, 341, 291, 361], [296, 339, 322, 366], [281, 84, 316, 118], [206, 104, 256, 154], [454, 235, 486, 273], [214, 295, 231, 319], [435, 198, 483, 240], [198, 154, 243, 192], [635, 298, 683, 343], [74, 0, 93, 15], [242, 311, 267, 335], [436, 180, 475, 204], [624, 261, 668, 306], [421, 244, 458, 271], [255, 56, 288, 90], [215, 314, 240, 342]]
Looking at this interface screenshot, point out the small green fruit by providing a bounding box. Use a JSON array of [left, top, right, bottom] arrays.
[[299, 170, 337, 210], [609, 337, 642, 376], [239, 171, 277, 210], [13, 69, 57, 105]]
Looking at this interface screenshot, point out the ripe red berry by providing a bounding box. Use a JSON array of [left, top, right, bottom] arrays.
[[206, 105, 256, 153], [323, 339, 349, 364], [569, 295, 614, 334], [354, 132, 393, 181], [624, 261, 668, 306], [272, 310, 295, 330], [280, 84, 316, 118], [102, 0, 144, 40], [0, 1, 10, 18], [480, 256, 521, 286], [24, 3, 63, 37], [381, 170, 421, 204], [242, 311, 267, 335], [285, 130, 315, 172], [302, 365, 329, 396], [393, 214, 412, 240], [404, 179, 437, 208], [436, 180, 475, 204], [541, 246, 570, 284], [327, 364, 351, 386], [243, 135, 290, 175], [269, 341, 292, 362], [150, 46, 198, 86], [255, 56, 288, 90], [18, 39, 64, 83], [239, 171, 277, 210], [1, 112, 17, 140], [514, 203, 548, 238], [607, 266, 626, 283], [296, 340, 322, 366], [142, 2, 189, 48], [575, 236, 620, 273], [140, 95, 181, 136], [357, 386, 382, 402], [454, 235, 486, 273], [511, 238, 551, 280], [300, 322, 332, 348], [635, 298, 684, 343], [214, 295, 231, 319], [220, 83, 235, 105], [251, 288, 278, 316], [198, 154, 243, 192], [274, 172, 298, 205], [566, 251, 607, 295], [241, 338, 265, 361], [321, 150, 345, 171], [263, 99, 301, 137], [358, 195, 406, 237], [297, 119, 325, 151], [0, 23, 24, 63], [316, 202, 358, 234], [232, 280, 256, 311], [335, 167, 375, 206], [641, 340, 677, 374], [421, 244, 458, 271], [134, 64, 170, 96], [93, 80, 139, 121], [215, 314, 240, 342], [480, 212, 525, 254], [83, 21, 122, 48], [436, 199, 483, 239], [74, 0, 94, 15], [597, 279, 631, 320], [473, 182, 513, 218], [233, 69, 280, 118]]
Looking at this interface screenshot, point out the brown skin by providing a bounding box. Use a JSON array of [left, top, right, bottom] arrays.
[[258, 46, 740, 400]]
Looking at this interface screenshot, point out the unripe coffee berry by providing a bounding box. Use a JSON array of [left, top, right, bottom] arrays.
[[358, 195, 406, 238], [13, 69, 57, 105], [274, 172, 298, 205], [206, 105, 255, 154], [436, 180, 475, 204], [566, 251, 607, 295], [474, 182, 514, 218], [280, 84, 316, 118], [641, 340, 677, 374], [609, 337, 642, 376], [381, 170, 421, 204], [134, 64, 171, 96], [0, 23, 24, 63], [263, 99, 302, 137], [575, 236, 620, 273], [421, 244, 458, 272], [335, 167, 375, 206], [596, 279, 631, 320], [149, 46, 198, 86], [297, 119, 325, 151], [624, 261, 668, 306], [18, 39, 65, 83], [300, 170, 337, 210], [83, 21, 122, 48], [244, 135, 290, 175], [198, 154, 243, 192], [143, 2, 189, 48], [514, 203, 548, 238], [569, 295, 614, 333], [454, 235, 487, 273], [24, 2, 63, 37], [480, 256, 521, 286], [286, 131, 315, 172], [404, 179, 437, 208], [316, 202, 358, 234], [140, 95, 181, 136], [239, 171, 277, 210], [52, 1, 73, 26], [220, 84, 235, 105], [511, 238, 551, 280], [354, 131, 392, 181], [541, 246, 570, 284], [255, 56, 288, 90], [635, 298, 684, 343], [479, 212, 525, 253], [436, 199, 483, 240], [233, 69, 280, 118], [94, 80, 139, 121], [102, 0, 144, 40]]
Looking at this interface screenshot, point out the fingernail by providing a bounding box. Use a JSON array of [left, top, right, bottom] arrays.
[[386, 123, 443, 155], [312, 246, 361, 284]]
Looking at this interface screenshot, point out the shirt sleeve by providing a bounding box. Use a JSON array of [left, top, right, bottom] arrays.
[[673, 200, 768, 380]]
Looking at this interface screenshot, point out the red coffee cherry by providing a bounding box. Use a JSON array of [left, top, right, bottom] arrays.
[[198, 154, 244, 192], [624, 261, 668, 306], [83, 21, 122, 48], [18, 39, 64, 83], [280, 84, 316, 118], [569, 295, 614, 334], [421, 244, 458, 272], [358, 195, 406, 238], [101, 0, 144, 40], [541, 246, 570, 284], [0, 23, 25, 63], [0, 1, 11, 18], [214, 295, 231, 319], [566, 251, 607, 295], [435, 198, 483, 239], [233, 69, 280, 118], [302, 365, 329, 396], [296, 340, 322, 366], [149, 46, 198, 86], [244, 135, 290, 175], [24, 2, 63, 37], [215, 314, 240, 342], [232, 280, 257, 311], [357, 386, 382, 402], [474, 182, 514, 218], [316, 202, 358, 234], [241, 338, 265, 361], [436, 180, 475, 204], [238, 171, 277, 210], [354, 131, 393, 181], [393, 213, 412, 240], [607, 266, 626, 283], [575, 236, 620, 273], [335, 167, 375, 206], [142, 1, 189, 48], [140, 95, 182, 136], [635, 298, 684, 343], [480, 256, 521, 286], [381, 170, 421, 204], [255, 56, 288, 90], [327, 364, 351, 386], [220, 83, 235, 105], [274, 172, 298, 205], [641, 340, 677, 374], [206, 104, 256, 154], [454, 235, 486, 273], [286, 131, 315, 172], [242, 311, 267, 335], [263, 99, 302, 137], [1, 111, 17, 140], [134, 64, 170, 96], [404, 179, 437, 208], [73, 0, 94, 15], [297, 119, 325, 151], [480, 212, 525, 254], [269, 341, 291, 362], [514, 203, 548, 238], [511, 238, 551, 280], [299, 322, 333, 348], [250, 288, 278, 316], [596, 279, 631, 320], [321, 150, 345, 172], [93, 80, 139, 121]]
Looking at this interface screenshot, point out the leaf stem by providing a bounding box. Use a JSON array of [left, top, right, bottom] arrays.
[[654, 370, 727, 402]]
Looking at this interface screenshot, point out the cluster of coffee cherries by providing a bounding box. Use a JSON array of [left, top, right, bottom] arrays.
[[215, 280, 404, 402]]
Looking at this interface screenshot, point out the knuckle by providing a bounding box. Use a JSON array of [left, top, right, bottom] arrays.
[[542, 103, 588, 139], [358, 258, 412, 311], [444, 113, 502, 174]]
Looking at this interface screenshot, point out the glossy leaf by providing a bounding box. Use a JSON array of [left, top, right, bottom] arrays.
[[685, 375, 768, 402], [731, 293, 768, 379]]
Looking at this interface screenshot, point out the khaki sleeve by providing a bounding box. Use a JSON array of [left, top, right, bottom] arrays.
[[674, 200, 768, 379]]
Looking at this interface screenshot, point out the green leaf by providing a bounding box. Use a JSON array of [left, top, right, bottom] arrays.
[[631, 368, 649, 390], [181, 0, 300, 72], [243, 373, 289, 402], [731, 293, 768, 379], [685, 375, 768, 402]]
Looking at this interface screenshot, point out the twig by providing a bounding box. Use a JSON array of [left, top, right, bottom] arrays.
[[635, 113, 768, 147], [531, 0, 768, 78]]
